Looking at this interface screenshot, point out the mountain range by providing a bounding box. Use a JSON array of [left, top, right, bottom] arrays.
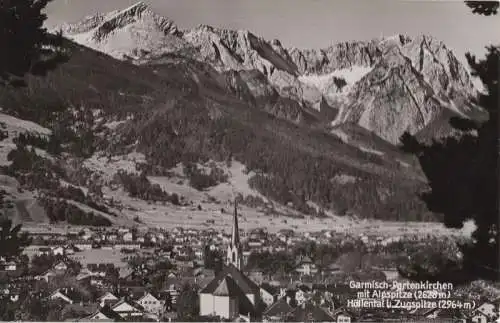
[[0, 2, 486, 232], [58, 1, 482, 144]]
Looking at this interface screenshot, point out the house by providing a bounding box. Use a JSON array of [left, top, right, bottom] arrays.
[[262, 297, 294, 322], [289, 302, 335, 322], [294, 256, 318, 276], [471, 301, 498, 323], [194, 249, 203, 259], [49, 288, 83, 304], [10, 294, 19, 302], [471, 311, 490, 323], [81, 232, 93, 240], [106, 234, 118, 241], [110, 299, 144, 319], [97, 292, 119, 307], [65, 245, 77, 255], [37, 246, 53, 256], [86, 305, 123, 321], [36, 269, 58, 282], [122, 232, 133, 242], [136, 292, 164, 315], [332, 308, 355, 323], [74, 241, 93, 251], [2, 288, 21, 302], [53, 261, 68, 271], [3, 261, 17, 271], [248, 240, 263, 249], [199, 203, 262, 320], [52, 246, 65, 256], [475, 301, 497, 318], [260, 284, 278, 308]]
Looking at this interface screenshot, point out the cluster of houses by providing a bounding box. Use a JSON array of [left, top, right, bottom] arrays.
[[0, 206, 498, 322], [17, 219, 447, 266], [195, 205, 500, 323]]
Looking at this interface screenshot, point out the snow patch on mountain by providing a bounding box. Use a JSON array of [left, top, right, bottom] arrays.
[[298, 66, 373, 100], [298, 67, 373, 90], [331, 66, 373, 86]]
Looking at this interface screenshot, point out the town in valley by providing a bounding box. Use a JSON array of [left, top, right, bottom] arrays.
[[0, 204, 498, 322]]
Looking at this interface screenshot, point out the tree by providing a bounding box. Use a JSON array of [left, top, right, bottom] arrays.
[[176, 284, 199, 321], [400, 2, 499, 281], [465, 1, 499, 15], [203, 245, 223, 273], [0, 218, 32, 261], [0, 0, 68, 87]]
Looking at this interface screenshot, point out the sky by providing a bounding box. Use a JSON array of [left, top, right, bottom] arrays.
[[44, 0, 499, 61]]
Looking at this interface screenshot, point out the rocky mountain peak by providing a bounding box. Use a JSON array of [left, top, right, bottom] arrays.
[[58, 3, 481, 145], [92, 1, 180, 41], [120, 1, 149, 15], [59, 1, 184, 60]]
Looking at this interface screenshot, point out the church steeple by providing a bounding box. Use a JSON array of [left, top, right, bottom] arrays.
[[227, 200, 242, 270], [231, 201, 240, 247]]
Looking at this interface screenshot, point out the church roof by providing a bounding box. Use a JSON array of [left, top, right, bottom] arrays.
[[212, 276, 240, 297], [200, 265, 259, 295], [201, 265, 261, 317]]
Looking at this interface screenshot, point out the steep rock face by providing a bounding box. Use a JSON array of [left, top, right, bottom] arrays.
[[184, 25, 298, 76], [288, 40, 382, 74], [58, 2, 480, 144], [219, 69, 278, 105], [335, 48, 443, 144], [400, 35, 476, 108], [329, 36, 478, 143]]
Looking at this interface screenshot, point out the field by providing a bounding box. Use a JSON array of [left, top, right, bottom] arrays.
[[68, 249, 130, 271]]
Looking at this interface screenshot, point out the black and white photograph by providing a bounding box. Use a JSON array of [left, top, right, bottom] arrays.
[[0, 0, 498, 322]]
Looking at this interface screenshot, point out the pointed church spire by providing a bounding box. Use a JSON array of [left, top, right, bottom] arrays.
[[227, 199, 242, 270], [231, 200, 240, 247]]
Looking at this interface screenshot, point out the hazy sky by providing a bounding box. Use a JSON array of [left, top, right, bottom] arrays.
[[45, 0, 499, 61]]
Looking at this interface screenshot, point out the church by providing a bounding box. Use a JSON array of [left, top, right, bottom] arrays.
[[199, 202, 261, 320]]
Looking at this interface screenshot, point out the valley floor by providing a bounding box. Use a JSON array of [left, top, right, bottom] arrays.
[[20, 214, 464, 239]]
